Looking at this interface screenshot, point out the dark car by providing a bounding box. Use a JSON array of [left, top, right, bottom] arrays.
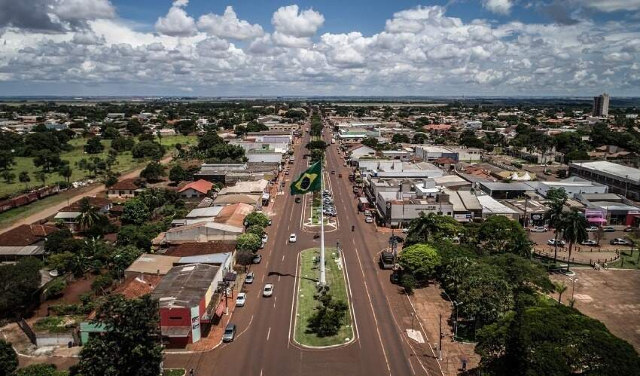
[[295, 197, 301, 203], [390, 271, 401, 284], [222, 324, 236, 342], [252, 254, 262, 264]]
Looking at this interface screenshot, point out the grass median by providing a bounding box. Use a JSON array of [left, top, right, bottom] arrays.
[[294, 247, 353, 347]]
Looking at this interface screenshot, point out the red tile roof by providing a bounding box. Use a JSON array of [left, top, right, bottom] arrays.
[[112, 275, 162, 299], [178, 179, 214, 195], [59, 196, 111, 212], [0, 224, 59, 246], [109, 179, 140, 191]]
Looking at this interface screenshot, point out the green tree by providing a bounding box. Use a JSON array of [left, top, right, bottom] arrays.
[[0, 150, 16, 170], [131, 141, 165, 160], [84, 137, 104, 154], [0, 258, 42, 318], [235, 250, 254, 271], [1, 171, 15, 184], [361, 137, 379, 150], [75, 197, 107, 232], [391, 133, 410, 144], [0, 339, 18, 376], [554, 282, 568, 303], [33, 149, 62, 172], [247, 225, 265, 239], [478, 216, 530, 257], [236, 233, 262, 253], [121, 199, 151, 226], [17, 363, 67, 376], [400, 273, 416, 295], [197, 131, 223, 151], [57, 164, 73, 183], [168, 164, 186, 184], [457, 263, 513, 326], [244, 212, 270, 228], [560, 209, 588, 272], [73, 295, 162, 376], [545, 188, 568, 263], [398, 244, 442, 282], [19, 171, 31, 190], [406, 212, 461, 246], [307, 293, 348, 337], [139, 162, 165, 182]]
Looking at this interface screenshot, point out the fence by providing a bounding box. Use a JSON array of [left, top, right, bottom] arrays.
[[533, 248, 621, 266]]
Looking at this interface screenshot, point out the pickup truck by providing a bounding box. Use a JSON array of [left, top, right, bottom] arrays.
[[379, 251, 395, 269]]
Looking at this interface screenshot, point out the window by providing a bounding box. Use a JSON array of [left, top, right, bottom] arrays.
[[169, 316, 182, 320]]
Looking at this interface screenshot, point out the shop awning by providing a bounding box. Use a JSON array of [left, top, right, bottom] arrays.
[[215, 301, 227, 317]]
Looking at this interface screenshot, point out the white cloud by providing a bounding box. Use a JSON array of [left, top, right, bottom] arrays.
[[577, 0, 640, 12], [53, 0, 116, 22], [483, 0, 513, 15], [197, 6, 263, 40], [272, 5, 324, 37], [155, 0, 197, 37]]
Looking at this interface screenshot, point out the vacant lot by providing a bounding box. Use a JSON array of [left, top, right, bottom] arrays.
[[0, 135, 196, 198], [550, 268, 640, 352]]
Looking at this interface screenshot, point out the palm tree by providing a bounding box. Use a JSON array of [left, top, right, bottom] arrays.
[[75, 198, 106, 231], [554, 282, 568, 304], [561, 209, 588, 272], [546, 195, 566, 263]]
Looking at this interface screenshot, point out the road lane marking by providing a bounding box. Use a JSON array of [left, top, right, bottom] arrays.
[[282, 254, 285, 262], [267, 327, 271, 341], [354, 247, 392, 376], [288, 251, 300, 348], [342, 248, 361, 348]]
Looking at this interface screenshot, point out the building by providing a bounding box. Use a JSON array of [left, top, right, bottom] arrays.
[[107, 179, 143, 199], [503, 199, 551, 227], [576, 193, 640, 226], [445, 189, 482, 222], [479, 182, 534, 199], [569, 161, 640, 200], [477, 195, 519, 220], [531, 177, 608, 198], [53, 197, 112, 232], [375, 190, 454, 228], [0, 224, 58, 261], [414, 146, 483, 163], [152, 264, 222, 346], [124, 253, 181, 278], [164, 222, 243, 244], [592, 93, 610, 117], [179, 180, 214, 199]]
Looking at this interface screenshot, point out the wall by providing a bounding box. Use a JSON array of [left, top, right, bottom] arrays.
[[36, 333, 74, 347]]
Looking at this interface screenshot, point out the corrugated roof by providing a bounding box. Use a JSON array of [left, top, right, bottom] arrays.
[[152, 264, 219, 309]]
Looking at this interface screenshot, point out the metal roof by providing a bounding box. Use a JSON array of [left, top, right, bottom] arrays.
[[152, 264, 219, 309], [571, 161, 640, 182]]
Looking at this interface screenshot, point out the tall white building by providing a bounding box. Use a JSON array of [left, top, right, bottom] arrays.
[[592, 93, 610, 117]]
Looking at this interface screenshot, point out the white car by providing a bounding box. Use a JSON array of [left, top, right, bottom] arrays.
[[263, 283, 274, 297], [262, 234, 268, 243], [289, 233, 297, 243], [586, 226, 599, 232], [236, 293, 246, 307], [529, 226, 547, 233], [547, 239, 565, 246], [581, 239, 597, 246], [365, 216, 373, 224]]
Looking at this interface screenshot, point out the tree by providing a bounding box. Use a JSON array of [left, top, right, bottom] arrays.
[[545, 188, 568, 263], [307, 293, 348, 337], [19, 171, 31, 190], [478, 216, 531, 257], [111, 136, 135, 152], [391, 133, 410, 144], [17, 363, 67, 376], [1, 171, 15, 184], [168, 164, 186, 184], [75, 197, 107, 232], [139, 162, 165, 182], [73, 295, 162, 376], [457, 263, 513, 326], [398, 244, 442, 282], [57, 164, 73, 183], [0, 339, 18, 376], [554, 282, 567, 303], [247, 225, 265, 239], [33, 149, 62, 172], [361, 137, 379, 150], [131, 141, 165, 160], [244, 212, 270, 228], [560, 209, 588, 272], [412, 133, 427, 144], [84, 137, 104, 154], [0, 258, 42, 318], [236, 250, 254, 271], [0, 150, 16, 170], [197, 131, 223, 151], [121, 199, 151, 226], [236, 233, 262, 253], [400, 274, 416, 295], [406, 212, 461, 246]]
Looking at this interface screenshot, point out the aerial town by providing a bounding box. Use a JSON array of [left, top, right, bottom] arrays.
[[1, 0, 640, 375]]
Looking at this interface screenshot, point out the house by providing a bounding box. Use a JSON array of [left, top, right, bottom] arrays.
[[172, 206, 224, 227], [124, 253, 181, 278], [213, 203, 254, 228], [164, 222, 243, 244], [212, 194, 261, 207], [179, 180, 214, 199], [107, 179, 143, 199], [348, 145, 377, 161], [151, 264, 223, 347], [0, 224, 58, 261], [217, 180, 269, 196], [53, 197, 112, 232], [165, 242, 236, 257]]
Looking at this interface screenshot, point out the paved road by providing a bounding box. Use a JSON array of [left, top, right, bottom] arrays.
[[165, 115, 442, 376]]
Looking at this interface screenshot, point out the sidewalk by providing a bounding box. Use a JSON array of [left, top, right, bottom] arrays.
[[411, 285, 480, 376]]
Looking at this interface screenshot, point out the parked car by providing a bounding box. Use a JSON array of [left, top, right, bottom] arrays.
[[268, 219, 272, 226], [547, 239, 566, 246], [338, 173, 343, 178], [295, 197, 301, 203], [580, 239, 598, 246], [586, 226, 599, 232], [402, 228, 409, 234], [289, 233, 297, 243], [602, 226, 616, 232], [263, 283, 274, 297], [610, 238, 631, 245], [262, 234, 268, 243], [331, 170, 335, 175], [624, 226, 635, 232], [222, 324, 236, 342], [365, 216, 373, 224], [252, 254, 262, 264], [530, 226, 548, 233], [236, 293, 246, 307], [245, 272, 254, 284]]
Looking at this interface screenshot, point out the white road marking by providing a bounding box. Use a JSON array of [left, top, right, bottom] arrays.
[[288, 251, 301, 348], [342, 248, 360, 348], [282, 254, 285, 262], [267, 327, 271, 341]]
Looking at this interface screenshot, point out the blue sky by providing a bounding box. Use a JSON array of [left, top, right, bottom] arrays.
[[0, 0, 639, 96]]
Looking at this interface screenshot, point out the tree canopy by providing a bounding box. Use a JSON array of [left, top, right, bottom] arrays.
[[398, 244, 441, 282], [478, 216, 531, 257]]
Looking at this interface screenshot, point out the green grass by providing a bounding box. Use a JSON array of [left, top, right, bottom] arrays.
[[294, 248, 353, 347], [608, 249, 640, 269], [33, 316, 80, 334], [157, 134, 197, 148], [163, 369, 185, 376]]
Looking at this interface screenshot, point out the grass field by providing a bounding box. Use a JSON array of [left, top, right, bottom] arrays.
[[294, 248, 353, 347], [609, 249, 640, 269], [0, 135, 196, 198]]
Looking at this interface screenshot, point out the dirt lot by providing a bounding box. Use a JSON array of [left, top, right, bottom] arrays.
[[550, 268, 640, 352]]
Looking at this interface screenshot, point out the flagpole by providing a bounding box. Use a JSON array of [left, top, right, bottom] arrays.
[[320, 156, 326, 286]]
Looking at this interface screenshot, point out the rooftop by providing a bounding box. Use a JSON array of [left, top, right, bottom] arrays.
[[570, 161, 640, 181], [125, 253, 180, 275], [179, 179, 214, 195], [0, 224, 58, 246], [151, 264, 219, 309]]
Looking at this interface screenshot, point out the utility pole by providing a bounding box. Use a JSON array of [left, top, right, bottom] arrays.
[[438, 313, 443, 360], [319, 147, 326, 286]]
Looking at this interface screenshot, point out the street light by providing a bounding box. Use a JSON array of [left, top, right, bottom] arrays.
[[453, 301, 461, 340], [570, 278, 579, 300]]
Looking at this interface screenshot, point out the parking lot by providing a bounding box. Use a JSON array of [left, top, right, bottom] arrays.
[[550, 268, 640, 352], [529, 227, 634, 251]]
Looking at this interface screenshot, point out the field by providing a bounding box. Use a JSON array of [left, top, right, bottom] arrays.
[[294, 248, 353, 347], [0, 135, 196, 198]]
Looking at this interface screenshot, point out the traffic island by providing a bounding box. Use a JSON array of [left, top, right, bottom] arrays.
[[293, 248, 354, 348]]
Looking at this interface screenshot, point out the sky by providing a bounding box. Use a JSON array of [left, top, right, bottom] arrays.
[[0, 0, 639, 97]]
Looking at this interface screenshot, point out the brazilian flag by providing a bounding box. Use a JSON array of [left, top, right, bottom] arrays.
[[290, 161, 322, 195]]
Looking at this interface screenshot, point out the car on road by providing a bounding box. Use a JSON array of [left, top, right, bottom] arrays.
[[285, 170, 290, 175], [263, 283, 274, 297], [586, 226, 599, 232], [402, 228, 409, 233], [529, 226, 548, 233], [289, 233, 297, 243], [331, 170, 335, 175], [365, 216, 373, 224], [262, 234, 268, 243], [252, 254, 262, 264], [222, 324, 236, 342], [268, 219, 272, 226], [610, 238, 631, 245], [236, 293, 246, 307], [580, 239, 598, 246], [338, 173, 343, 178], [602, 226, 616, 232], [624, 226, 636, 232], [295, 197, 301, 203], [547, 239, 566, 246], [245, 272, 254, 284]]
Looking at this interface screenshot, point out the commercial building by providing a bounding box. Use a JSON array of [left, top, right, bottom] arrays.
[[592, 93, 610, 117], [375, 190, 454, 228], [414, 146, 483, 163], [569, 161, 640, 200], [576, 193, 640, 226], [479, 182, 534, 199], [530, 177, 608, 198]]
